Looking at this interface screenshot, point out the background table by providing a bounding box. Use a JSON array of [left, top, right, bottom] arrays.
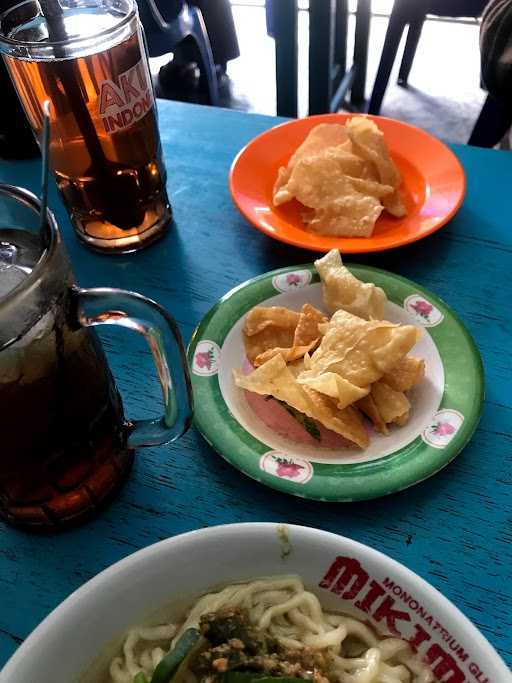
[[0, 100, 511, 671]]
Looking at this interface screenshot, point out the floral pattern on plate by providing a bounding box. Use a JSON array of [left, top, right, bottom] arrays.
[[259, 452, 313, 484], [404, 294, 444, 327], [192, 340, 221, 376], [272, 270, 312, 293], [422, 409, 464, 449]]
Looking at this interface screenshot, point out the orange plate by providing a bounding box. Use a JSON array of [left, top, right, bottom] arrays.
[[229, 113, 466, 253]]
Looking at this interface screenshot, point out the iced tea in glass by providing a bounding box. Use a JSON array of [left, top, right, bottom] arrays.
[[0, 0, 171, 253], [0, 184, 192, 530]]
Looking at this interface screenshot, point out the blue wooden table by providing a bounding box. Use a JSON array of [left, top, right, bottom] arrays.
[[0, 100, 511, 671]]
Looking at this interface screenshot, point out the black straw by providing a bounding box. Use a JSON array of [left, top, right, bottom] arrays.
[[37, 0, 143, 228], [39, 0, 68, 45]]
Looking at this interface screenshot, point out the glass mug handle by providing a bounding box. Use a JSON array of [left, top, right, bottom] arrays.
[[75, 287, 193, 448]]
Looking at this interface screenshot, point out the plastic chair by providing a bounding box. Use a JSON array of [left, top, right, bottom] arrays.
[[368, 0, 487, 115], [137, 0, 219, 106]]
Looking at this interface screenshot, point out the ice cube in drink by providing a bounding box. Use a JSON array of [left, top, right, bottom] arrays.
[[0, 231, 37, 298]]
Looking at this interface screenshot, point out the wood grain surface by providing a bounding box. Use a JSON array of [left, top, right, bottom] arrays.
[[0, 101, 510, 670]]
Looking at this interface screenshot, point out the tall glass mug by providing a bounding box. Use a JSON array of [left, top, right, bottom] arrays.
[[0, 0, 171, 253], [0, 184, 192, 530]]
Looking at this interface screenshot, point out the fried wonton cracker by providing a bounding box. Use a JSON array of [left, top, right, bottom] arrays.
[[382, 356, 425, 392], [234, 354, 310, 412], [300, 309, 421, 388], [302, 386, 369, 449], [254, 340, 318, 367], [356, 393, 387, 434], [243, 306, 300, 365], [315, 249, 387, 319], [273, 124, 349, 206], [244, 306, 299, 335], [253, 304, 327, 367], [357, 381, 410, 434], [233, 355, 368, 448], [394, 410, 410, 427], [345, 176, 394, 200], [287, 123, 349, 169], [279, 147, 391, 211], [346, 117, 406, 218], [273, 167, 293, 205], [372, 381, 410, 425], [296, 371, 369, 409], [293, 303, 328, 346], [285, 153, 364, 209], [273, 119, 407, 236], [303, 194, 384, 237]]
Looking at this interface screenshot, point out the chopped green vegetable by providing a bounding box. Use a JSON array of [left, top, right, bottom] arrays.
[[276, 399, 321, 441], [150, 628, 201, 683], [133, 674, 149, 683], [200, 611, 267, 654], [302, 416, 321, 441]]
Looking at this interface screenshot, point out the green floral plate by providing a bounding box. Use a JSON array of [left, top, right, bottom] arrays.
[[188, 264, 484, 501]]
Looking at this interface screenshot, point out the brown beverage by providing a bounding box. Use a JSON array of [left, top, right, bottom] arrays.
[[0, 184, 191, 530], [2, 1, 171, 252], [0, 228, 133, 528]]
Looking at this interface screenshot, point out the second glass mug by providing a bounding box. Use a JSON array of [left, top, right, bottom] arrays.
[[0, 0, 171, 253], [0, 183, 192, 530]]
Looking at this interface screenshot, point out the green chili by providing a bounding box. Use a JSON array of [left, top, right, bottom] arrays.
[[150, 628, 201, 683]]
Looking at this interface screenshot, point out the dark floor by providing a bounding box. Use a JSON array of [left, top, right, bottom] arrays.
[[150, 1, 486, 144]]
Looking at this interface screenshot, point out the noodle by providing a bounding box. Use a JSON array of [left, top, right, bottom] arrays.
[[109, 576, 435, 683]]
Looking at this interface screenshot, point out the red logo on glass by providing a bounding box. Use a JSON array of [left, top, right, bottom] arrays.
[[99, 58, 154, 134]]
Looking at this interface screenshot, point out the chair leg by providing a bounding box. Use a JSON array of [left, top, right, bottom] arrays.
[[351, 0, 370, 106], [468, 94, 512, 148], [397, 15, 425, 86], [334, 0, 348, 77], [367, 3, 408, 115], [309, 0, 336, 114], [188, 6, 219, 106], [273, 0, 298, 117], [265, 0, 274, 37]]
